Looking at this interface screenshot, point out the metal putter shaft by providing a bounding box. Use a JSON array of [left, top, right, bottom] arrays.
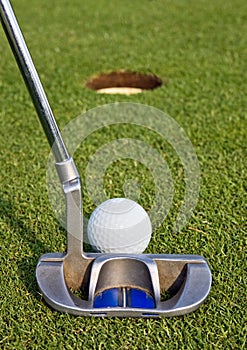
[[0, 0, 68, 162], [0, 0, 211, 317], [0, 0, 83, 288]]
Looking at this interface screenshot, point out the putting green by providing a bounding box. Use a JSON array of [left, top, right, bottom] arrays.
[[0, 0, 246, 348]]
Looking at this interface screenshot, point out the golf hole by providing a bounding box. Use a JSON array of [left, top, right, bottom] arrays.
[[85, 71, 162, 95]]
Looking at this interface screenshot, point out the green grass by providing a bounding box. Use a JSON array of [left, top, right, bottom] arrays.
[[0, 0, 246, 348]]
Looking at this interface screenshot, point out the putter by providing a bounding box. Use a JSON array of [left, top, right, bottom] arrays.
[[0, 0, 211, 317]]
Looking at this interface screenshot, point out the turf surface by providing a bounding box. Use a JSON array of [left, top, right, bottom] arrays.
[[0, 0, 246, 348]]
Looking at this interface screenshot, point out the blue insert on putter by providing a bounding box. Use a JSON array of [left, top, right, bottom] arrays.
[[94, 288, 155, 309]]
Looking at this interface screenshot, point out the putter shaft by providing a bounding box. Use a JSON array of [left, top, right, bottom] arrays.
[[0, 0, 69, 162]]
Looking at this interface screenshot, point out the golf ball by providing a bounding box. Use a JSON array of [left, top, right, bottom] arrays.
[[87, 198, 152, 253]]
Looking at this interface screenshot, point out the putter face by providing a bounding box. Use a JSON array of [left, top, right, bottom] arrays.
[[36, 158, 211, 317], [0, 0, 211, 318]]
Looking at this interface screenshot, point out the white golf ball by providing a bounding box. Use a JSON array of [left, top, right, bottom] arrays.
[[87, 198, 152, 253]]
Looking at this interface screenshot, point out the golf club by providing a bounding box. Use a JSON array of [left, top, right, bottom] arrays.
[[0, 0, 211, 317]]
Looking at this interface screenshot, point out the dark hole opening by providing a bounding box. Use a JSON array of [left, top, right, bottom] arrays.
[[86, 71, 162, 93]]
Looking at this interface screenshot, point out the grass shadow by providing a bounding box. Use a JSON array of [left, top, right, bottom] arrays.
[[0, 197, 54, 300]]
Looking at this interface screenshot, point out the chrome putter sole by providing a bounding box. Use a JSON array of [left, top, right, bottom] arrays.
[[0, 0, 211, 317]]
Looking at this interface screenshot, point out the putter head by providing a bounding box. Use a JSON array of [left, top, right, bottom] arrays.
[[36, 158, 211, 317], [36, 252, 211, 317]]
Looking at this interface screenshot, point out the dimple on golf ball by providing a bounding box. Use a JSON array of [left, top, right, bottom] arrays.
[[87, 198, 152, 253]]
